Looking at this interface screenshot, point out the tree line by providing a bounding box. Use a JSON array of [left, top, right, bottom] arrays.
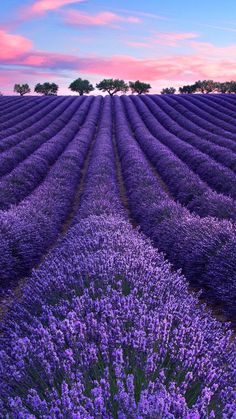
[[161, 80, 236, 94], [9, 79, 151, 96], [1, 79, 236, 97]]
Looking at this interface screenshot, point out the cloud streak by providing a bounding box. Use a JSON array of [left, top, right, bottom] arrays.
[[63, 10, 141, 27], [22, 0, 85, 17], [153, 32, 199, 47], [3, 51, 236, 83]]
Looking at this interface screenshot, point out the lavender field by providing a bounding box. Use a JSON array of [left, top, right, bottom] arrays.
[[0, 94, 236, 417]]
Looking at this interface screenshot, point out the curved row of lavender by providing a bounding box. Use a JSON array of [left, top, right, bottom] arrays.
[[123, 96, 236, 221], [0, 96, 235, 417], [0, 97, 75, 176], [0, 96, 102, 284], [145, 96, 236, 170], [131, 96, 236, 202], [115, 97, 236, 318], [0, 97, 90, 209]]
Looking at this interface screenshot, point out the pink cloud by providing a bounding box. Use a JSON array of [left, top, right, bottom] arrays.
[[21, 52, 80, 69], [22, 0, 85, 17], [153, 32, 199, 47], [190, 41, 236, 58], [63, 10, 141, 27], [125, 32, 199, 50], [2, 50, 236, 83], [0, 29, 32, 61], [77, 54, 236, 82]]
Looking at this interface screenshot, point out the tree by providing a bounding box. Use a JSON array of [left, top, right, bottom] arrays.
[[96, 79, 129, 96], [161, 87, 176, 94], [69, 78, 94, 95], [129, 80, 151, 94], [193, 80, 218, 94], [179, 85, 195, 94], [14, 84, 31, 96], [218, 81, 236, 93], [34, 82, 58, 95]]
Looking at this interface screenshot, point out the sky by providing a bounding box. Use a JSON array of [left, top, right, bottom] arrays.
[[0, 0, 236, 95]]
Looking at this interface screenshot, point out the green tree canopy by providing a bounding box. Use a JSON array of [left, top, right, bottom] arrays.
[[96, 79, 129, 96], [161, 87, 176, 94], [34, 82, 58, 95], [69, 78, 94, 95], [129, 80, 151, 94], [179, 85, 195, 94], [193, 80, 218, 94], [218, 81, 236, 93], [14, 84, 31, 96]]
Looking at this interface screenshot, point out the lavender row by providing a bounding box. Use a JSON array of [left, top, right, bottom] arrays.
[[147, 95, 236, 161], [131, 96, 236, 201], [0, 96, 65, 140], [73, 96, 125, 223], [0, 97, 77, 176], [183, 94, 236, 123], [0, 96, 57, 132], [0, 97, 102, 283], [0, 97, 94, 210], [0, 96, 49, 126], [123, 96, 236, 221], [172, 94, 236, 133], [115, 96, 236, 318], [0, 96, 19, 110], [0, 96, 39, 113], [0, 97, 69, 154], [203, 93, 236, 111], [151, 94, 236, 145], [0, 96, 235, 417], [162, 95, 236, 139], [0, 96, 41, 119], [140, 95, 236, 180]]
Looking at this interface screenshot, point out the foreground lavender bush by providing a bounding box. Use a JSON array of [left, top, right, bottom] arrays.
[[1, 216, 235, 418], [0, 97, 235, 417]]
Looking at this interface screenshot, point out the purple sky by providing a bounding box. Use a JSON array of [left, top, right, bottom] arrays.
[[1, 0, 236, 94]]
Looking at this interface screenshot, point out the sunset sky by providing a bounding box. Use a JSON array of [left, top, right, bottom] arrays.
[[1, 0, 236, 94]]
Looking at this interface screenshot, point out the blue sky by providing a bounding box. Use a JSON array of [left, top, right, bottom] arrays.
[[0, 0, 236, 94]]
